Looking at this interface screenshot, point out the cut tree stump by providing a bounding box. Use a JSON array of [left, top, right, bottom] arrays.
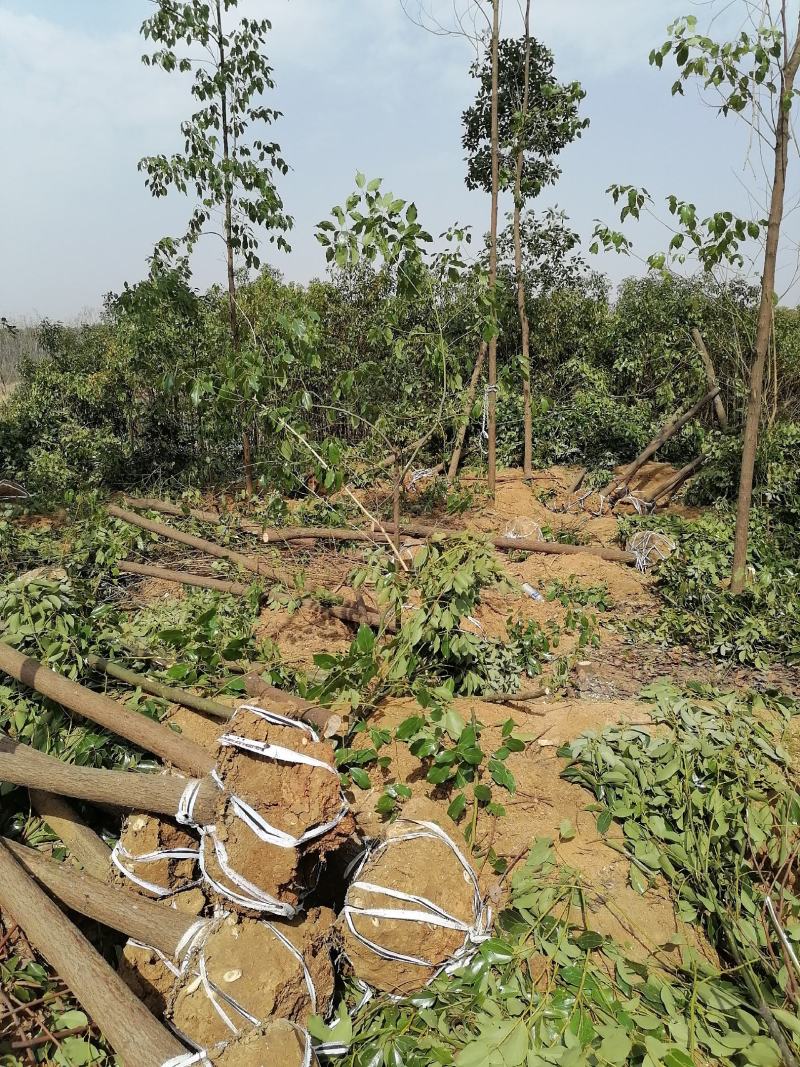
[[0, 840, 188, 1067]]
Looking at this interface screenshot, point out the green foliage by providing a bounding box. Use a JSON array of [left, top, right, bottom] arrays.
[[462, 37, 588, 200], [624, 507, 800, 667], [562, 681, 800, 1024], [140, 0, 291, 269], [314, 837, 784, 1067]]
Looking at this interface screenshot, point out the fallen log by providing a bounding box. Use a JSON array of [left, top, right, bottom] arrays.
[[479, 686, 549, 705], [243, 673, 341, 738], [119, 559, 251, 595], [606, 387, 720, 501], [567, 469, 587, 494], [29, 790, 111, 880], [651, 455, 706, 505], [0, 641, 214, 778], [691, 329, 728, 430], [3, 838, 191, 960], [121, 494, 264, 535], [87, 653, 234, 722], [0, 840, 187, 1067], [0, 733, 218, 823], [107, 504, 276, 580]]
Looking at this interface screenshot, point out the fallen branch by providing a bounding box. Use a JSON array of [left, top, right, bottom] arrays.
[[606, 387, 720, 501], [567, 469, 587, 494], [107, 504, 276, 579], [648, 455, 706, 505], [0, 840, 187, 1067], [0, 641, 214, 778], [121, 494, 264, 534], [87, 653, 234, 722], [478, 686, 549, 708], [243, 674, 342, 738], [118, 560, 250, 595]]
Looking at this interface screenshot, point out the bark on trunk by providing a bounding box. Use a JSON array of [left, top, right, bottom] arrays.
[[691, 328, 728, 430], [731, 23, 800, 592], [487, 0, 501, 496], [0, 641, 214, 778], [88, 654, 234, 722], [448, 343, 487, 481], [515, 0, 533, 479], [29, 791, 111, 880], [119, 560, 251, 596], [0, 841, 187, 1067]]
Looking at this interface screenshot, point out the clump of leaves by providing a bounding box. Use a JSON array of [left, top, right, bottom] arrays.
[[310, 838, 782, 1066], [562, 681, 800, 1028], [620, 509, 800, 667], [545, 577, 613, 612]]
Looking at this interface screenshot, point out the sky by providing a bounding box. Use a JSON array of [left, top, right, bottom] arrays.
[[0, 0, 798, 321]]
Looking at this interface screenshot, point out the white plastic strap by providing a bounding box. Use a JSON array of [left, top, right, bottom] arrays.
[[111, 841, 201, 898], [176, 779, 203, 826], [199, 828, 298, 918]]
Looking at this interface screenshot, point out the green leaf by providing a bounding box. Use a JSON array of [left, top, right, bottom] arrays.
[[350, 767, 371, 789], [559, 819, 576, 841], [448, 792, 467, 821]]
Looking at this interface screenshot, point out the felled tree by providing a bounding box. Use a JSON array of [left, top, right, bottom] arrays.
[[139, 0, 292, 494], [463, 22, 586, 478]]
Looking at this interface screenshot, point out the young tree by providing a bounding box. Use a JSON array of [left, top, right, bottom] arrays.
[[139, 0, 292, 494], [463, 17, 587, 479], [653, 7, 800, 592]]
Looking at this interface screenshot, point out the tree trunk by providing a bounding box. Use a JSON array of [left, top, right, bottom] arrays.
[[731, 22, 800, 593], [119, 559, 251, 595], [515, 0, 533, 479], [29, 791, 111, 880], [87, 654, 235, 722], [0, 841, 187, 1067], [691, 328, 728, 430], [487, 0, 501, 497], [0, 641, 215, 778], [215, 0, 253, 497], [448, 343, 486, 480]]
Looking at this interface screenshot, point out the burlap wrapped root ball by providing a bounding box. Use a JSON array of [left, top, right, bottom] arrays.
[[169, 908, 337, 1050], [203, 705, 352, 915], [339, 819, 490, 996], [111, 814, 199, 898]]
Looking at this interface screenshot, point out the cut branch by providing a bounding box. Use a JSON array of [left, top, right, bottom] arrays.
[[87, 653, 234, 722]]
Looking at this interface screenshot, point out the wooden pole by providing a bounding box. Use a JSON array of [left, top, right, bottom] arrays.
[[121, 495, 264, 536], [447, 343, 487, 481], [119, 560, 250, 596], [0, 641, 214, 778], [607, 387, 720, 500], [0, 840, 188, 1067], [691, 329, 728, 430], [107, 504, 276, 579], [652, 455, 706, 506], [29, 790, 111, 880], [87, 654, 234, 722], [3, 838, 194, 960], [0, 734, 217, 823]]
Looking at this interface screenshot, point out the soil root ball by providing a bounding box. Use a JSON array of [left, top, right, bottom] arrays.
[[164, 1021, 318, 1067], [199, 704, 348, 915], [339, 818, 491, 996], [170, 910, 336, 1050], [626, 530, 676, 571], [111, 814, 199, 898]]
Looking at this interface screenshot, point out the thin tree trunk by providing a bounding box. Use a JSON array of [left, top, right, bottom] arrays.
[[515, 0, 533, 479], [731, 20, 800, 592], [691, 328, 728, 430], [0, 842, 187, 1067], [215, 0, 254, 496], [448, 342, 486, 480], [119, 559, 251, 596], [487, 0, 501, 497], [29, 791, 111, 880], [87, 654, 234, 722]]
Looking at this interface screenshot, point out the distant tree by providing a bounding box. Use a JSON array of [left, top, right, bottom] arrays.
[[463, 24, 586, 478], [139, 0, 292, 493]]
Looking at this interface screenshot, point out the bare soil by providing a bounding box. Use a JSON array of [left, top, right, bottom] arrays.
[[110, 814, 198, 898]]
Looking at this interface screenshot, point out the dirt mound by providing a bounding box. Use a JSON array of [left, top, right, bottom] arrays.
[[170, 910, 334, 1048], [254, 602, 353, 669], [110, 814, 198, 898], [340, 813, 483, 996]]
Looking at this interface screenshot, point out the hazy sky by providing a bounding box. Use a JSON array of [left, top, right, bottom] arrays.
[[1, 0, 798, 320]]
